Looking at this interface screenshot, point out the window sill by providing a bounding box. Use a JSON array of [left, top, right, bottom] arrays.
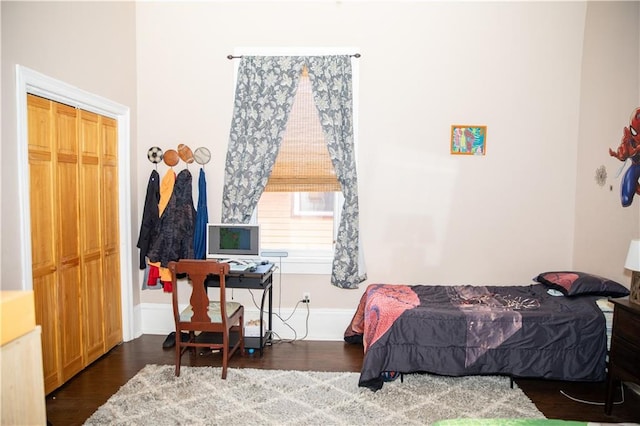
[[262, 255, 332, 275]]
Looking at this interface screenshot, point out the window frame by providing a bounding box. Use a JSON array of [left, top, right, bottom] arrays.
[[292, 192, 336, 217], [230, 47, 358, 274]]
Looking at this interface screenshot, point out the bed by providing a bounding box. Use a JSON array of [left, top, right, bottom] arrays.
[[344, 272, 630, 391]]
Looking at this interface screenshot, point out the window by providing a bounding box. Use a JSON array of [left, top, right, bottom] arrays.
[[293, 192, 335, 217], [224, 49, 361, 281], [257, 67, 343, 260], [257, 192, 339, 252]]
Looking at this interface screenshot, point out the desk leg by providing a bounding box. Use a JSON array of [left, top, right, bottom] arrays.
[[268, 281, 273, 345], [256, 281, 273, 356], [257, 282, 271, 356]]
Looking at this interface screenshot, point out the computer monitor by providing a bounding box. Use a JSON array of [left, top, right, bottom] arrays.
[[206, 223, 261, 262]]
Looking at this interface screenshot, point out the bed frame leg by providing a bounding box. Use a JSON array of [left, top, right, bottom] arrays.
[[510, 376, 514, 389]]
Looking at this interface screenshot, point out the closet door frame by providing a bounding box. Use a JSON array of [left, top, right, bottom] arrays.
[[16, 65, 135, 342]]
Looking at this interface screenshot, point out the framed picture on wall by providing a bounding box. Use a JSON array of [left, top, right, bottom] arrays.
[[450, 125, 487, 155]]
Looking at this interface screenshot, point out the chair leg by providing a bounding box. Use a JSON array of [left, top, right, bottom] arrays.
[[175, 330, 182, 377], [221, 332, 229, 380]]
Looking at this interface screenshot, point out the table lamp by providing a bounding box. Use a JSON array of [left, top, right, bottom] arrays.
[[624, 239, 640, 304]]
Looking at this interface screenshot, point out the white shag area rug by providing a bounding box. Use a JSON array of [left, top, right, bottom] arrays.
[[84, 364, 545, 425]]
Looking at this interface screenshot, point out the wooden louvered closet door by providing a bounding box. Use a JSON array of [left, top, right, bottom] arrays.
[[100, 114, 122, 351], [28, 94, 122, 394]]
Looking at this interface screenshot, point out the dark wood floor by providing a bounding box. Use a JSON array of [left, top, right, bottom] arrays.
[[46, 335, 640, 425]]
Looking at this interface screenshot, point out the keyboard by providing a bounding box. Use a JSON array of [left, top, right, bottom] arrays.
[[229, 262, 257, 273]]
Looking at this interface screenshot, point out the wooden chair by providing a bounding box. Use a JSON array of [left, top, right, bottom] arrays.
[[168, 259, 244, 379]]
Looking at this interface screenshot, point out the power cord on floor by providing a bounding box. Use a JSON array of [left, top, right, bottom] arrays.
[[271, 301, 310, 344], [246, 258, 310, 344], [270, 255, 311, 343], [559, 382, 624, 406]]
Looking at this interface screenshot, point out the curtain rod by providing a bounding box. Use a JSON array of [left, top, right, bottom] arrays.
[[227, 53, 361, 60]]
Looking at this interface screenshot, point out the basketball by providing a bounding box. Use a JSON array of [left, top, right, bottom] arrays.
[[163, 149, 179, 167]]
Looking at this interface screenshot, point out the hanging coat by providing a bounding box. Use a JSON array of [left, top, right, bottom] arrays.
[[158, 168, 176, 217], [136, 170, 160, 270], [146, 169, 196, 268], [193, 168, 208, 259]]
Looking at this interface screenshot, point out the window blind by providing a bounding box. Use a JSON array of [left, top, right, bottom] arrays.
[[265, 67, 340, 193]]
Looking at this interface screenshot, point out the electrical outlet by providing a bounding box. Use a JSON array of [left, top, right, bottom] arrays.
[[302, 292, 311, 303]]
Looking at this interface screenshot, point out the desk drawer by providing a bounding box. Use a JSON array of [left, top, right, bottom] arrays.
[[609, 335, 640, 379], [613, 305, 640, 345], [205, 275, 271, 289]]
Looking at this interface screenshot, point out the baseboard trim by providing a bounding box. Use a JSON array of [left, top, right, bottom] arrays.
[[139, 302, 354, 341]]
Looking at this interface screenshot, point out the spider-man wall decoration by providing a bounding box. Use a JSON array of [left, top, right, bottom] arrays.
[[609, 107, 640, 207]]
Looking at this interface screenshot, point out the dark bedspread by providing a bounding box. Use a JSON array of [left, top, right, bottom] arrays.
[[344, 283, 607, 390]]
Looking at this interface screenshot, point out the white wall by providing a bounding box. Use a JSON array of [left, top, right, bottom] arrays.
[[573, 1, 640, 284], [2, 1, 639, 341], [1, 2, 139, 305], [135, 1, 588, 316]]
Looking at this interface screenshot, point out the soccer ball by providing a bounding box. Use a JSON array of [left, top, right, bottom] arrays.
[[147, 146, 163, 163]]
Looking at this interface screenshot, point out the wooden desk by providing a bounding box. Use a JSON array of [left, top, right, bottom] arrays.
[[205, 263, 274, 354], [605, 298, 640, 415], [1, 291, 46, 425]]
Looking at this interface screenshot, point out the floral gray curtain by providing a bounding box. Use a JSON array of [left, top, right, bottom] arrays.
[[221, 56, 303, 222], [306, 56, 366, 288], [222, 55, 366, 289]]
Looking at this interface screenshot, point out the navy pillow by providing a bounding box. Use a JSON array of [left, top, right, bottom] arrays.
[[535, 271, 630, 297]]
